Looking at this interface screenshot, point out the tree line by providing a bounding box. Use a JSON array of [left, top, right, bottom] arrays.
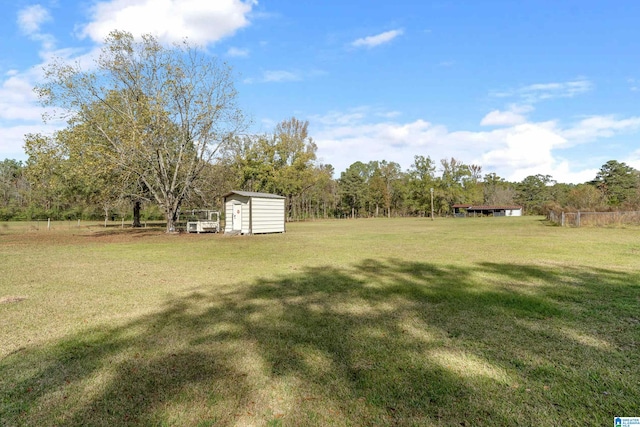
[[3, 151, 640, 223], [2, 31, 640, 226]]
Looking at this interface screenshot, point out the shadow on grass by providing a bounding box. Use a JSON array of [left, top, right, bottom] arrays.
[[2, 260, 639, 426], [83, 227, 169, 238]]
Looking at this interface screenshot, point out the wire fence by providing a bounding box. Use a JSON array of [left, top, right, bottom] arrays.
[[548, 210, 640, 227], [0, 219, 171, 234]]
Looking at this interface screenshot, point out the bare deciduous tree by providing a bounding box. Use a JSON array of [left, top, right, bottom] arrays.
[[35, 30, 245, 232]]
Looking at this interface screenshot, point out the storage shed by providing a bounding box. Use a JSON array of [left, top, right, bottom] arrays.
[[452, 204, 523, 217], [223, 191, 286, 235]]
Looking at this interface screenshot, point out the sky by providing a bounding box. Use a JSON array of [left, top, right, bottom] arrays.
[[2, 0, 640, 183]]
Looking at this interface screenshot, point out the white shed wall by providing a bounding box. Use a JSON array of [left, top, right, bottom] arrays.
[[506, 209, 522, 217], [224, 195, 250, 234], [250, 197, 285, 234], [224, 193, 285, 234]]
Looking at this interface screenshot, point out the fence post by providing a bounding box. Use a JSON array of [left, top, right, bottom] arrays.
[[561, 212, 565, 227], [577, 211, 581, 227]]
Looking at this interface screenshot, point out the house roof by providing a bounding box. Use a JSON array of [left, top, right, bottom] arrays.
[[223, 190, 286, 199], [453, 204, 522, 210]]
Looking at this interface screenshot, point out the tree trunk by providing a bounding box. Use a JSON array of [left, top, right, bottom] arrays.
[[166, 210, 176, 233], [165, 203, 180, 233], [132, 200, 142, 227]]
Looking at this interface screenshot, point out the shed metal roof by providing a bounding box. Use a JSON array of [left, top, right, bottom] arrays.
[[452, 204, 522, 210], [223, 191, 286, 199]]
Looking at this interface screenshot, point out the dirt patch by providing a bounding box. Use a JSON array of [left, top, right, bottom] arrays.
[[0, 225, 222, 246], [81, 227, 222, 243], [0, 296, 27, 304], [85, 227, 169, 240]]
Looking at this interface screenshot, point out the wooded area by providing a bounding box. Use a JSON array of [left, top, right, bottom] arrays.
[[2, 31, 640, 225], [3, 153, 640, 223]]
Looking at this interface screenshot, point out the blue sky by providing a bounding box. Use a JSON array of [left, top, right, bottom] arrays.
[[1, 0, 640, 183]]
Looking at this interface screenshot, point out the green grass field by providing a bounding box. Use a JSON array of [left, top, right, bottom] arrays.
[[1, 217, 639, 426]]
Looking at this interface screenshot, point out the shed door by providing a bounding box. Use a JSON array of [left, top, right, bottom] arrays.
[[232, 203, 242, 231]]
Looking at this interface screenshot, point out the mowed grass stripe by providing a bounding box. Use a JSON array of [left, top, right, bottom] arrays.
[[1, 217, 639, 426]]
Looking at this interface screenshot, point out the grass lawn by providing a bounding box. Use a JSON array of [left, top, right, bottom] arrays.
[[1, 217, 639, 426]]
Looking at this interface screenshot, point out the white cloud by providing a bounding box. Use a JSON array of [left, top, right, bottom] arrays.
[[525, 79, 591, 98], [494, 78, 592, 103], [245, 70, 302, 84], [351, 29, 403, 48], [313, 112, 473, 175], [17, 5, 56, 52], [481, 110, 527, 127], [0, 73, 43, 122], [529, 161, 598, 185], [80, 0, 255, 45], [481, 104, 533, 127], [627, 149, 640, 171], [0, 123, 60, 158], [263, 70, 300, 82], [376, 111, 402, 119], [227, 47, 249, 57], [311, 106, 400, 127], [17, 5, 51, 35], [0, 61, 74, 160], [313, 116, 551, 181], [1, 1, 256, 160], [562, 115, 640, 143], [477, 122, 564, 179], [0, 70, 64, 158], [311, 107, 640, 184]]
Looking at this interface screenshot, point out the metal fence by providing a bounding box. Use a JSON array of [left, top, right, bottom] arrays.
[[548, 210, 640, 227]]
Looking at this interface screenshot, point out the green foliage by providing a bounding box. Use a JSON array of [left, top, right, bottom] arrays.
[[483, 172, 516, 206], [433, 158, 479, 215], [23, 127, 129, 222], [33, 30, 245, 232], [13, 147, 640, 220], [591, 160, 640, 207], [0, 159, 29, 219], [269, 118, 319, 218], [337, 160, 406, 218], [0, 206, 19, 221], [219, 118, 327, 220], [516, 174, 555, 215], [564, 183, 606, 211], [436, 158, 467, 214], [15, 64, 640, 227], [405, 155, 436, 215], [339, 161, 368, 216], [376, 160, 403, 218]]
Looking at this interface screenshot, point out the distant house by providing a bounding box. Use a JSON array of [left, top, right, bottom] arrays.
[[452, 204, 523, 217], [223, 191, 286, 235]]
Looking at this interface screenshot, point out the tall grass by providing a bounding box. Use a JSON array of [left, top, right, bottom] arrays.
[[1, 217, 639, 426]]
